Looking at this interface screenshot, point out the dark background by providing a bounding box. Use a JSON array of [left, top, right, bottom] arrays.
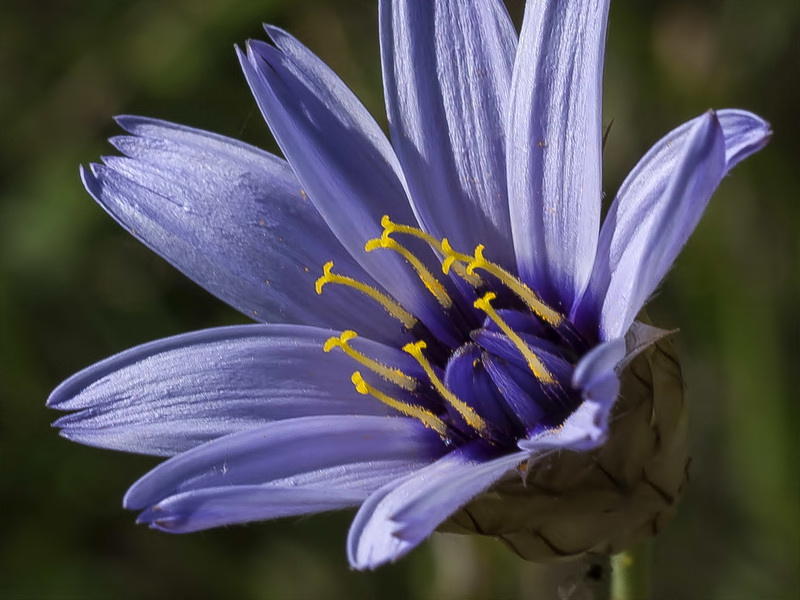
[[1, 0, 797, 598]]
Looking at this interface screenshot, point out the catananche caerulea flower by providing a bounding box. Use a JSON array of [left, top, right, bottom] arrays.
[[49, 0, 770, 569]]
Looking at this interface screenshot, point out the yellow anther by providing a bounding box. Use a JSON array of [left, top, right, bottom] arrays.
[[351, 371, 448, 437], [322, 329, 358, 352], [380, 215, 442, 249], [402, 341, 488, 435], [440, 238, 474, 274], [437, 239, 483, 287], [380, 217, 483, 287], [324, 331, 417, 391], [466, 246, 563, 326], [474, 292, 556, 385], [365, 237, 453, 310], [315, 261, 416, 329]]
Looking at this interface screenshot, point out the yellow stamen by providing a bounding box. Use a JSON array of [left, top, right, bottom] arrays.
[[380, 215, 442, 249], [351, 371, 448, 437], [365, 237, 453, 309], [315, 261, 416, 329], [435, 238, 484, 287], [466, 246, 563, 326], [324, 331, 417, 391], [474, 292, 556, 385], [402, 340, 488, 434], [381, 216, 483, 287], [440, 238, 475, 275]]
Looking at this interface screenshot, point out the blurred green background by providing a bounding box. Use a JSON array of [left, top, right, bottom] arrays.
[[1, 0, 797, 598]]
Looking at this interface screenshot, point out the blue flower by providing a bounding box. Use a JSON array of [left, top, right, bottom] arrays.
[[49, 0, 770, 569]]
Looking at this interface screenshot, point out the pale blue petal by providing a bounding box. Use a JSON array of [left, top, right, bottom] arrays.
[[139, 456, 428, 533], [82, 118, 398, 341], [137, 486, 366, 533], [599, 112, 728, 338], [518, 397, 612, 453], [347, 445, 528, 569], [49, 325, 425, 456], [506, 0, 609, 309], [124, 415, 445, 510], [519, 338, 625, 453], [572, 337, 625, 390], [239, 32, 458, 344], [379, 0, 517, 269], [578, 109, 770, 338]]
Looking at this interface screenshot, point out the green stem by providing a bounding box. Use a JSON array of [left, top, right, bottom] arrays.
[[611, 543, 652, 600]]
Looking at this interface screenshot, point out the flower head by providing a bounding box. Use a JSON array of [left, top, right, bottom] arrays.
[[49, 0, 770, 569]]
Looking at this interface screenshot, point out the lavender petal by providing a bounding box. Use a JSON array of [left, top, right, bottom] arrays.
[[506, 0, 609, 309], [124, 415, 445, 510], [239, 32, 458, 344], [598, 112, 728, 338], [82, 118, 398, 340], [379, 0, 517, 270], [347, 444, 528, 569], [49, 325, 425, 456], [578, 109, 771, 338]]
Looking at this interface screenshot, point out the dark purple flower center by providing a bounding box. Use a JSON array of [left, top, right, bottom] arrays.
[[317, 217, 590, 452]]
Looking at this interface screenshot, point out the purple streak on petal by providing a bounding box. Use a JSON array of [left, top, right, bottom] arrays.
[[443, 343, 521, 437], [49, 325, 429, 457], [480, 309, 548, 338], [578, 110, 770, 338], [81, 118, 399, 342], [137, 486, 366, 533], [347, 444, 528, 569], [473, 330, 577, 430], [471, 329, 571, 370], [599, 112, 727, 338], [238, 32, 458, 345], [506, 0, 609, 310], [379, 0, 517, 270], [124, 415, 445, 510], [482, 355, 546, 431]]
